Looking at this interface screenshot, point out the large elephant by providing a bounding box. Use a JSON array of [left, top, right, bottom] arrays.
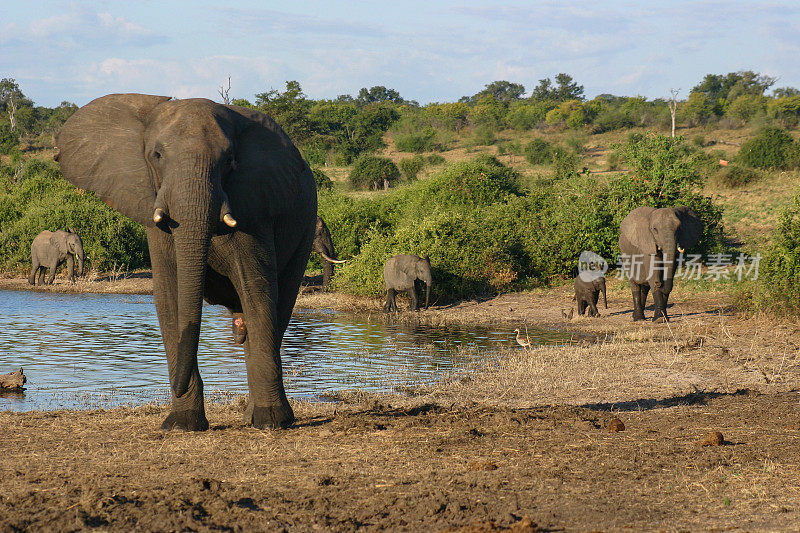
[[619, 206, 702, 322], [55, 94, 317, 431], [573, 275, 607, 317], [312, 216, 346, 288], [383, 254, 432, 312], [29, 229, 85, 285]]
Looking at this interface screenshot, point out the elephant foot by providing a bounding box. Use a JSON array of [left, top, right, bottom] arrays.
[[652, 315, 669, 323], [232, 314, 247, 344], [632, 314, 645, 322], [161, 409, 209, 431], [245, 400, 295, 429]]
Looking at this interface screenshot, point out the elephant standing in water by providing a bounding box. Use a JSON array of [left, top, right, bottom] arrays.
[[56, 94, 317, 430], [313, 216, 347, 289], [29, 229, 85, 285], [383, 254, 432, 312], [619, 206, 702, 322]]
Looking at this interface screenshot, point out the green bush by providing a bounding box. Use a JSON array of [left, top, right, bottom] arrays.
[[348, 155, 401, 190], [426, 153, 446, 166], [393, 127, 436, 152], [0, 158, 148, 272], [505, 104, 546, 130], [718, 162, 761, 188], [523, 138, 553, 165], [0, 123, 19, 155], [398, 155, 425, 180], [471, 124, 497, 146], [551, 147, 582, 178], [751, 194, 800, 314], [737, 126, 800, 170], [312, 167, 333, 190]]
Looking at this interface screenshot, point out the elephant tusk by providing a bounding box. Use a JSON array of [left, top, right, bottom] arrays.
[[319, 251, 348, 264], [153, 208, 166, 223], [677, 245, 685, 253], [223, 213, 237, 227]]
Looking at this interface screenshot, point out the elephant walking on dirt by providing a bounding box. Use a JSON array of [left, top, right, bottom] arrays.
[[29, 229, 85, 285], [313, 216, 347, 289], [56, 94, 317, 431], [383, 254, 432, 312], [574, 275, 607, 317], [619, 206, 702, 322]]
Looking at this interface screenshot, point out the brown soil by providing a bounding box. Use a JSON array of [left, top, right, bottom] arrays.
[[2, 274, 800, 530]]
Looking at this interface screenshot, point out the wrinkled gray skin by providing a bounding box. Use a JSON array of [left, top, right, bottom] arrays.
[[29, 229, 85, 285], [574, 276, 607, 317], [619, 206, 702, 322], [383, 254, 432, 312], [312, 216, 345, 288], [56, 94, 317, 431]]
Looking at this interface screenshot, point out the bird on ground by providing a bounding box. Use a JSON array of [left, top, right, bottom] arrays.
[[514, 328, 532, 350]]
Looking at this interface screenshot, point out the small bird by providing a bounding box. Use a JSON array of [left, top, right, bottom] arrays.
[[561, 308, 574, 320], [514, 328, 532, 350]]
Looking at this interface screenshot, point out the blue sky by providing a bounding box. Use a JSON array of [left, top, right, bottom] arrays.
[[2, 1, 800, 107]]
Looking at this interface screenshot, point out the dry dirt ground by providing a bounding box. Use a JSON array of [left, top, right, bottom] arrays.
[[2, 274, 800, 530]]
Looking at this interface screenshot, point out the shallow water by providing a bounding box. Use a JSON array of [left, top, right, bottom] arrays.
[[0, 289, 575, 411]]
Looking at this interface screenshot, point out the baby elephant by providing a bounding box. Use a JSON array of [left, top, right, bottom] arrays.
[[383, 254, 432, 312], [574, 275, 607, 317], [29, 229, 85, 285]]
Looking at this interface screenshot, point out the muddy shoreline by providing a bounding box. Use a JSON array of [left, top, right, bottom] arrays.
[[3, 271, 800, 530]]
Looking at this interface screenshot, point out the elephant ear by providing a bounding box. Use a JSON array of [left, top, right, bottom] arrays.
[[55, 94, 171, 227], [48, 233, 67, 255], [675, 206, 703, 250], [223, 105, 314, 223], [619, 206, 657, 255]]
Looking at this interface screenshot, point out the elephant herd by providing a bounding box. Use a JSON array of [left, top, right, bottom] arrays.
[[44, 93, 702, 431]]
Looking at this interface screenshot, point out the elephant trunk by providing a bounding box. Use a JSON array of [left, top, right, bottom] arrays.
[[168, 158, 217, 398], [661, 238, 677, 295], [75, 243, 85, 277], [425, 282, 430, 309]]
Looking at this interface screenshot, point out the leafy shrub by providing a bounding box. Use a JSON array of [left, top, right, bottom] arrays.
[[426, 153, 446, 166], [0, 123, 19, 155], [726, 94, 767, 124], [505, 104, 547, 130], [751, 194, 800, 314], [737, 127, 800, 170], [590, 108, 634, 133], [398, 155, 425, 180], [471, 124, 497, 146], [552, 147, 582, 178], [0, 158, 148, 272], [718, 162, 761, 188], [523, 138, 553, 165], [348, 155, 401, 190], [312, 167, 333, 190], [394, 127, 436, 152]]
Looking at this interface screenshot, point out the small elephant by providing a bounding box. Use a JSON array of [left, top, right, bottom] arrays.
[[383, 254, 432, 312], [312, 216, 347, 289], [574, 275, 607, 317], [29, 229, 85, 285], [619, 206, 702, 322]]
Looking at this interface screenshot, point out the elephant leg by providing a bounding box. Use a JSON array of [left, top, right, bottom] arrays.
[[652, 287, 669, 322], [577, 298, 587, 316], [384, 289, 396, 313], [147, 228, 208, 431], [408, 287, 419, 311], [66, 255, 75, 283], [37, 267, 45, 286], [29, 260, 40, 285], [220, 231, 294, 430], [46, 262, 58, 285], [630, 280, 648, 321]]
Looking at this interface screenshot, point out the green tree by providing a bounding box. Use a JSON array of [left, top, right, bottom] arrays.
[[254, 80, 312, 142], [461, 80, 526, 105], [531, 73, 584, 102], [726, 94, 767, 124], [356, 86, 408, 106], [348, 155, 401, 190]]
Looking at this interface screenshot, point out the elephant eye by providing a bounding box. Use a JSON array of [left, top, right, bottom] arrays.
[[152, 150, 162, 160]]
